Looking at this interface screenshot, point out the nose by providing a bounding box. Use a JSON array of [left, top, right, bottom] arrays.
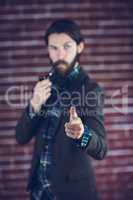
[[57, 48, 66, 60]]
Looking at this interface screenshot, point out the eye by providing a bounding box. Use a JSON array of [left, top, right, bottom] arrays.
[[49, 45, 58, 50], [64, 44, 72, 50]]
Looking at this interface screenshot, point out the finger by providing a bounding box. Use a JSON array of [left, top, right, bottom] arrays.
[[65, 123, 70, 132], [70, 106, 78, 122], [44, 87, 52, 93], [64, 122, 69, 128], [65, 125, 73, 135], [36, 79, 52, 89], [45, 92, 51, 99], [65, 125, 81, 135], [34, 86, 50, 95], [70, 129, 83, 138], [39, 83, 52, 91], [65, 122, 72, 130], [65, 127, 72, 136], [66, 123, 82, 132], [70, 127, 82, 132], [40, 78, 51, 85], [65, 124, 82, 139], [66, 131, 77, 139], [33, 91, 51, 104]]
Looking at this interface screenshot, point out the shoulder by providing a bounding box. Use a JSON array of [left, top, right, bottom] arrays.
[[81, 68, 104, 93]]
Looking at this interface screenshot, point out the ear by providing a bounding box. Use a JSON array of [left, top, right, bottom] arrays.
[[77, 42, 84, 54]]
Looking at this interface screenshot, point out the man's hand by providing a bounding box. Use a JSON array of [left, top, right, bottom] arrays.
[[30, 79, 52, 112], [65, 106, 84, 139]]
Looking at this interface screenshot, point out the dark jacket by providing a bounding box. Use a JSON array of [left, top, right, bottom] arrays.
[[15, 67, 107, 200]]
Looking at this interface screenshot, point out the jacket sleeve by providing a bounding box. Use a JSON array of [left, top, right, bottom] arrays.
[[79, 83, 108, 160], [15, 103, 45, 145]]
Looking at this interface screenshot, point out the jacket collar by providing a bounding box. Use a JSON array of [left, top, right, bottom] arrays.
[[66, 65, 89, 91], [52, 64, 89, 91]]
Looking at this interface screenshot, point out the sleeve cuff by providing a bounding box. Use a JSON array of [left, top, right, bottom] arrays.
[[76, 125, 92, 149], [27, 102, 38, 119]]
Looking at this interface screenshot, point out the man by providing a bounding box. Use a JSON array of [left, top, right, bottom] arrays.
[[15, 19, 107, 200]]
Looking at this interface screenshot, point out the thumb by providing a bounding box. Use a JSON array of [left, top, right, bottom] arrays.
[[70, 106, 78, 122]]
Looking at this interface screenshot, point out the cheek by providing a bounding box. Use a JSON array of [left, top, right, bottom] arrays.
[[67, 49, 77, 62], [48, 50, 58, 62]]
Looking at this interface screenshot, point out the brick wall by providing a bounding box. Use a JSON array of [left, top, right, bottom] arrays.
[[0, 1, 133, 200]]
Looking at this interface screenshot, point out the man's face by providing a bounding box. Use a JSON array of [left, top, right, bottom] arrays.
[[48, 33, 84, 76]]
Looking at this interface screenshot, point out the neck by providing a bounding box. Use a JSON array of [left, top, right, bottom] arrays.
[[49, 62, 81, 88]]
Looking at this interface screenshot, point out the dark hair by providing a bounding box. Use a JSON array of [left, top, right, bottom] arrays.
[[44, 19, 84, 45]]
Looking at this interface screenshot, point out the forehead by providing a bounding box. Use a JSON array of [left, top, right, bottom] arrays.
[[48, 33, 76, 45]]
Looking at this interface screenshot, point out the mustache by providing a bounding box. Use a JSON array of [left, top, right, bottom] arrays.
[[53, 60, 69, 67]]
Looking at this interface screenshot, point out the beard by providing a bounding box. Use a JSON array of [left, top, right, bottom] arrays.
[[50, 53, 80, 78]]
